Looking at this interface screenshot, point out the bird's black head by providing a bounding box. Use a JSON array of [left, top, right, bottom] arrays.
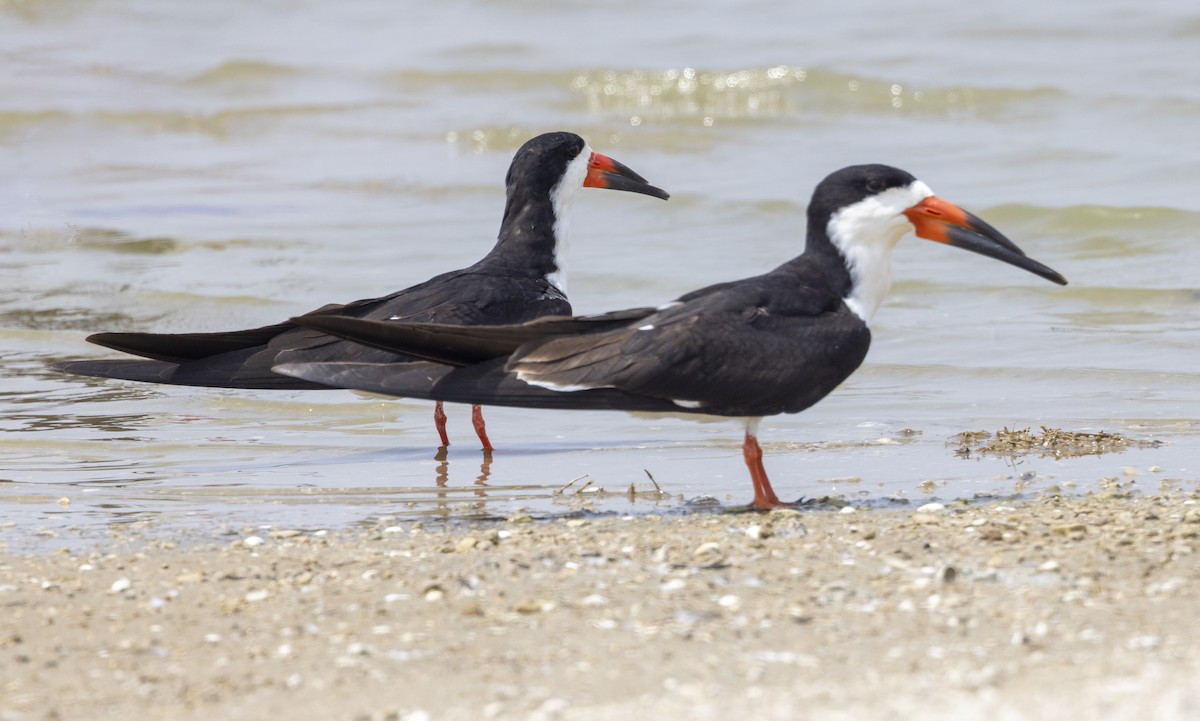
[[806, 164, 921, 226], [801, 163, 1067, 317], [505, 132, 589, 196], [504, 132, 669, 203], [490, 132, 668, 293]]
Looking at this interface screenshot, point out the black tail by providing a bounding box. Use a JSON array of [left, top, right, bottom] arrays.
[[54, 356, 330, 390], [54, 358, 184, 384]]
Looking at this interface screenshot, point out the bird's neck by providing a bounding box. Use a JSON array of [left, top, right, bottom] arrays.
[[834, 230, 902, 325], [485, 189, 569, 293], [821, 179, 935, 323], [799, 224, 857, 304], [808, 210, 911, 325]]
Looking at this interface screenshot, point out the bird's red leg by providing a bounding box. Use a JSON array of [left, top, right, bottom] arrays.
[[434, 401, 450, 447], [471, 404, 494, 452], [743, 431, 782, 510]]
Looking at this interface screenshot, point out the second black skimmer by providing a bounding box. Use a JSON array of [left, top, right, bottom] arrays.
[[274, 164, 1067, 508], [56, 132, 669, 450]]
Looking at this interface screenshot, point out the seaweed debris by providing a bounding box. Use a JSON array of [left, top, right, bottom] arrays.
[[951, 426, 1162, 459]]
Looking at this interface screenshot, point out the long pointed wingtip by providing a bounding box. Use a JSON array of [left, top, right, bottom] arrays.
[[273, 361, 324, 384]]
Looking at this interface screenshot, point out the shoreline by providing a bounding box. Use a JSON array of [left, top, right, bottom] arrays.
[[3, 490, 1200, 720]]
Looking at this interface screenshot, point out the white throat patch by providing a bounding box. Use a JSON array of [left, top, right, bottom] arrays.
[[826, 180, 934, 324], [545, 144, 592, 295]]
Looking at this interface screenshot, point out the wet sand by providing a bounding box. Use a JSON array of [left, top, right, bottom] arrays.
[[3, 491, 1200, 720]]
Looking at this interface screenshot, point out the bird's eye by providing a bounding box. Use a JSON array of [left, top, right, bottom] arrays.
[[865, 179, 885, 193]]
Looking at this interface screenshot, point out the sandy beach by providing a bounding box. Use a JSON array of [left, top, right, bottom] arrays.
[[3, 490, 1199, 720]]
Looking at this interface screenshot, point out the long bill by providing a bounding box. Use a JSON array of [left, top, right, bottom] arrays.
[[585, 152, 670, 200], [904, 196, 1067, 285]]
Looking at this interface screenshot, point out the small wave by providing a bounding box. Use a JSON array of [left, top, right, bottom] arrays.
[[2, 226, 179, 254], [443, 126, 539, 153], [986, 204, 1199, 231], [0, 110, 69, 136], [92, 103, 370, 136], [379, 68, 566, 92], [0, 226, 280, 255], [187, 60, 304, 86], [565, 66, 1064, 122], [0, 306, 149, 333]]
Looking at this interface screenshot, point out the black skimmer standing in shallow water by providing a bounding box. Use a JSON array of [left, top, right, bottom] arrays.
[[56, 132, 669, 450], [277, 164, 1068, 508]]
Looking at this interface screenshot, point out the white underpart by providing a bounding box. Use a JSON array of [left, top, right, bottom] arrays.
[[516, 374, 610, 393], [545, 144, 592, 296], [826, 180, 934, 324], [744, 417, 762, 435], [516, 374, 703, 409], [638, 324, 655, 331]]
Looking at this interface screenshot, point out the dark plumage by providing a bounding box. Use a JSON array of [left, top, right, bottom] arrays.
[[284, 252, 870, 417], [56, 131, 669, 448], [278, 164, 1066, 508]]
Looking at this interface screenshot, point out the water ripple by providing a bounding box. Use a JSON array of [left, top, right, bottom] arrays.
[[567, 66, 1064, 121]]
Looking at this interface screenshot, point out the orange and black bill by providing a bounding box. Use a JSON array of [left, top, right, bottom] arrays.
[[905, 197, 1067, 285], [585, 152, 670, 200]]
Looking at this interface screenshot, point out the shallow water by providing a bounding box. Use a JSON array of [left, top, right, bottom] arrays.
[[2, 0, 1199, 539]]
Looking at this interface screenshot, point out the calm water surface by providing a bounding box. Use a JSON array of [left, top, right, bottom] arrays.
[[2, 0, 1199, 541]]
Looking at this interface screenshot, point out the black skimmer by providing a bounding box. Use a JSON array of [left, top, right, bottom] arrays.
[[55, 131, 669, 450], [275, 164, 1067, 509]]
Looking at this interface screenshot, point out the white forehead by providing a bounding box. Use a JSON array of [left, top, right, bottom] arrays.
[[553, 143, 592, 199], [824, 179, 937, 263], [838, 180, 935, 222]]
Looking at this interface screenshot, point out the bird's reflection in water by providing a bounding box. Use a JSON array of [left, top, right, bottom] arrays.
[[432, 447, 493, 501], [475, 450, 493, 494], [434, 446, 450, 487]]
